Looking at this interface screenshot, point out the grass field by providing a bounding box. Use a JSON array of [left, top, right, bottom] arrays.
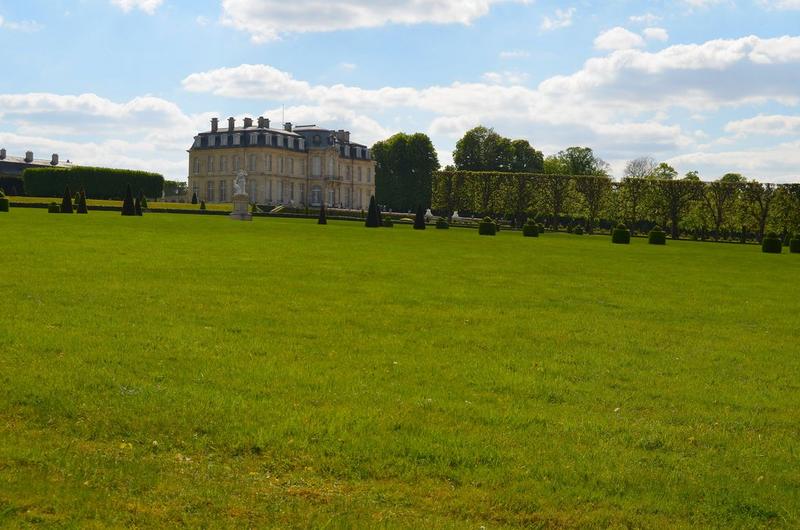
[[1, 208, 799, 528], [8, 195, 231, 211]]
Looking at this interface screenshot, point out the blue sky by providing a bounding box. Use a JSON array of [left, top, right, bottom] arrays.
[[1, 0, 800, 182]]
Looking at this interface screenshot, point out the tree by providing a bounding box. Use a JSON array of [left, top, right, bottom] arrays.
[[164, 180, 188, 198], [510, 139, 544, 173], [365, 195, 380, 227], [555, 147, 608, 176], [191, 191, 198, 204], [431, 170, 466, 220], [318, 203, 327, 225], [742, 181, 778, 241], [373, 132, 439, 212], [574, 175, 612, 234], [700, 174, 744, 239], [414, 204, 426, 230], [649, 164, 702, 239], [621, 157, 656, 231], [121, 184, 136, 216], [77, 189, 88, 214], [61, 185, 74, 214]]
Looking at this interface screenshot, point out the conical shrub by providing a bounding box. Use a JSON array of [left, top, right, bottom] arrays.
[[138, 190, 148, 209], [200, 200, 206, 211], [762, 232, 782, 254], [0, 188, 9, 213], [318, 203, 327, 225], [191, 192, 198, 204], [134, 196, 143, 216], [77, 189, 88, 214], [121, 184, 136, 216], [365, 195, 380, 227], [414, 205, 426, 230], [61, 185, 74, 214]]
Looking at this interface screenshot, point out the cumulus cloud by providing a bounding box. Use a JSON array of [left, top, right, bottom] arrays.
[[629, 13, 662, 25], [540, 7, 575, 31], [724, 114, 800, 136], [221, 0, 525, 42], [110, 0, 164, 15], [594, 27, 646, 50], [0, 15, 43, 31], [643, 27, 669, 42]]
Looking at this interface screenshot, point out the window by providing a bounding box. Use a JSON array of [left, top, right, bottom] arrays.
[[327, 188, 335, 206], [288, 158, 294, 175], [312, 156, 321, 177], [233, 156, 240, 172], [357, 167, 362, 181], [310, 186, 322, 206], [249, 180, 258, 203], [328, 158, 334, 176], [192, 181, 199, 197], [219, 180, 227, 202], [249, 155, 256, 171], [299, 184, 305, 204], [268, 179, 273, 202], [265, 154, 272, 172], [290, 182, 294, 202], [367, 171, 372, 184], [207, 156, 214, 174], [206, 180, 214, 202], [345, 187, 351, 208], [221, 156, 228, 173], [278, 157, 284, 175], [193, 158, 200, 175], [301, 160, 306, 176]]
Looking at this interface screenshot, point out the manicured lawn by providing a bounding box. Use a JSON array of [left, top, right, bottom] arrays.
[[1, 208, 798, 528], [8, 195, 231, 211]]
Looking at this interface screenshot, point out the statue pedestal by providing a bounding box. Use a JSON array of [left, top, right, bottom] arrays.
[[230, 193, 252, 221]]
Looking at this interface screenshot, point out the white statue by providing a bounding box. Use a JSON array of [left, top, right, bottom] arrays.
[[425, 208, 434, 222], [452, 211, 461, 222], [234, 170, 247, 196]]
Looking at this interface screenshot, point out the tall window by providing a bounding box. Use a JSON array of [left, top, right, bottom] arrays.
[[278, 156, 284, 175], [193, 158, 200, 175], [328, 158, 334, 176], [290, 182, 294, 202], [206, 180, 214, 201], [345, 187, 351, 208], [312, 156, 321, 177], [249, 181, 258, 203], [221, 156, 228, 173], [300, 184, 305, 204], [310, 186, 322, 206], [265, 154, 272, 172], [219, 180, 227, 202], [288, 158, 294, 175], [207, 156, 214, 174], [193, 182, 199, 197], [327, 188, 335, 206], [233, 156, 240, 172], [357, 167, 362, 181], [249, 155, 257, 171]]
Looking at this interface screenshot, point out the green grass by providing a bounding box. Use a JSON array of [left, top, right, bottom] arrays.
[[1, 208, 799, 528], [9, 195, 231, 211]]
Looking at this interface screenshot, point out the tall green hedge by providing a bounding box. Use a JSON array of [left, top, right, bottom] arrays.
[[23, 167, 164, 200]]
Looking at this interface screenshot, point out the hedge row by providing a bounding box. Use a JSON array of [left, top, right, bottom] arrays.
[[23, 167, 164, 200]]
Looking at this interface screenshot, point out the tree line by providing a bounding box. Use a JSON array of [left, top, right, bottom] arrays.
[[374, 126, 799, 241]]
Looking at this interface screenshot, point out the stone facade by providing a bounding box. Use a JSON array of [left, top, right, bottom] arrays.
[[187, 118, 376, 208]]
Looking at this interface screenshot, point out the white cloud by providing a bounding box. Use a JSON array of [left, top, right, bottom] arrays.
[[594, 27, 646, 50], [339, 62, 357, 71], [481, 70, 529, 85], [724, 114, 800, 136], [196, 15, 210, 26], [540, 7, 575, 31], [499, 49, 530, 59], [110, 0, 164, 15], [221, 0, 526, 42], [0, 15, 43, 31], [643, 27, 669, 42], [758, 0, 800, 9], [629, 13, 662, 25]]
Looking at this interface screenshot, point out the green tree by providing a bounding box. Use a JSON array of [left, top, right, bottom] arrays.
[[373, 132, 439, 212]]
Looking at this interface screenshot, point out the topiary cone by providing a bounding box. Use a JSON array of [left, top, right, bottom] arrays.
[[365, 195, 380, 228], [61, 185, 74, 214], [318, 203, 327, 225], [413, 204, 426, 230], [77, 189, 88, 214], [134, 196, 143, 216], [121, 184, 136, 216]]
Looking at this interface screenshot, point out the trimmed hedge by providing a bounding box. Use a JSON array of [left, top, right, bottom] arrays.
[[382, 216, 394, 227], [790, 237, 800, 254], [413, 204, 426, 230], [23, 166, 164, 200], [318, 204, 327, 225], [365, 195, 380, 227], [60, 186, 74, 214], [649, 226, 667, 245], [762, 232, 782, 254], [48, 202, 60, 213], [435, 217, 449, 229], [522, 222, 538, 237], [0, 176, 24, 196], [479, 217, 497, 236], [574, 226, 584, 236], [612, 223, 631, 245], [0, 196, 9, 212]]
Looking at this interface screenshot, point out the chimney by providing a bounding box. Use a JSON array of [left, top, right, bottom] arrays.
[[51, 154, 59, 166], [284, 122, 292, 132], [257, 116, 265, 128], [0, 148, 6, 160], [265, 118, 270, 129], [211, 117, 219, 133], [243, 117, 253, 128], [25, 151, 34, 163], [228, 117, 235, 132]]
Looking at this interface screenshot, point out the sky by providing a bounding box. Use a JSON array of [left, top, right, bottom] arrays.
[[1, 0, 800, 183]]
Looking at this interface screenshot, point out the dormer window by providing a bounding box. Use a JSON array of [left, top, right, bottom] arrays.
[[313, 134, 321, 146]]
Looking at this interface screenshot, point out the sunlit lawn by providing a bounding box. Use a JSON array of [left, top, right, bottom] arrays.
[[1, 208, 798, 528]]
